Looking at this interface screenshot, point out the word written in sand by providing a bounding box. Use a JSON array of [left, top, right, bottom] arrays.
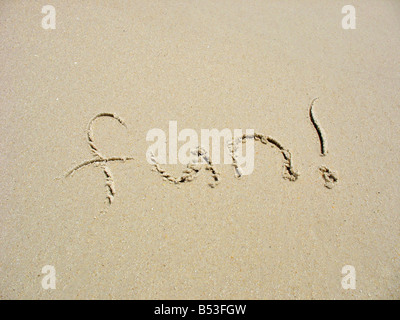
[[64, 101, 339, 205]]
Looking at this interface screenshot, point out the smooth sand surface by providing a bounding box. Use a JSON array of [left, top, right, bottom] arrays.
[[1, 1, 399, 299]]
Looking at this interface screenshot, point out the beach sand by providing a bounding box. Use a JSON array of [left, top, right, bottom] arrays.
[[0, 0, 399, 299]]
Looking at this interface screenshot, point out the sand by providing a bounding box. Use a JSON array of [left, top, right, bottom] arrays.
[[0, 0, 399, 299]]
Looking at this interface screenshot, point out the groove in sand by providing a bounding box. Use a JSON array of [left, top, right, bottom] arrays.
[[228, 133, 299, 181], [319, 165, 338, 189], [309, 98, 328, 156], [149, 147, 220, 188], [64, 113, 134, 204]]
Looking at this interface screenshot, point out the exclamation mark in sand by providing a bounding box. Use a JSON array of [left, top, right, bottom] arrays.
[[309, 98, 338, 189]]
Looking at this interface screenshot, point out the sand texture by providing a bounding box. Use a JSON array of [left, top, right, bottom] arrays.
[[1, 1, 399, 299]]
